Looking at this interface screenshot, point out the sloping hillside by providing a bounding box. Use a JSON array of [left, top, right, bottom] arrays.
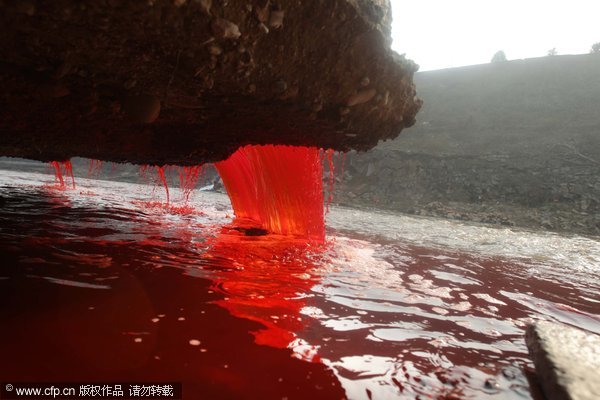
[[339, 54, 600, 235], [392, 53, 600, 156]]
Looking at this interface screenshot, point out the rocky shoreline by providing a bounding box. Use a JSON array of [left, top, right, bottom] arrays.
[[335, 197, 599, 238], [332, 148, 600, 237]]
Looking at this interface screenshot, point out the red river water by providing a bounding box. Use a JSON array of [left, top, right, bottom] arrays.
[[0, 148, 598, 399]]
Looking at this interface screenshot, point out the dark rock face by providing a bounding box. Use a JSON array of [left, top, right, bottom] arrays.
[[0, 0, 421, 165]]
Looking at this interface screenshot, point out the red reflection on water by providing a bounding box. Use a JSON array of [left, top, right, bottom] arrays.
[[206, 227, 325, 356], [49, 160, 75, 189], [3, 180, 599, 399], [0, 187, 345, 399], [216, 145, 325, 242]]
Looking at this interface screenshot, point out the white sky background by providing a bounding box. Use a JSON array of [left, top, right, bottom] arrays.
[[391, 0, 600, 71]]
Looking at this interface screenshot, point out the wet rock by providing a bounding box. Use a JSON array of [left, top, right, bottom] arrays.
[[484, 378, 499, 390], [269, 10, 284, 29]]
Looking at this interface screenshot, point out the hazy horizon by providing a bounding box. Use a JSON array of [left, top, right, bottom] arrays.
[[391, 0, 599, 71]]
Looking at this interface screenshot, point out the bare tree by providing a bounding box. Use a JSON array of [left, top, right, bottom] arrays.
[[547, 48, 557, 56], [591, 42, 600, 54]]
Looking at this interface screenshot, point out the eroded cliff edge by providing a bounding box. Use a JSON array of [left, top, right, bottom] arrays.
[[0, 0, 421, 165]]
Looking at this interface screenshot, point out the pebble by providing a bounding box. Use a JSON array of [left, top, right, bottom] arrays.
[[484, 378, 499, 389], [198, 0, 211, 14], [269, 10, 285, 29], [258, 23, 269, 34], [211, 18, 241, 40], [347, 89, 377, 107], [273, 80, 287, 94], [209, 45, 222, 56]]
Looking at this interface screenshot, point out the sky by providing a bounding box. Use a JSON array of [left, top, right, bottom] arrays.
[[391, 0, 600, 71]]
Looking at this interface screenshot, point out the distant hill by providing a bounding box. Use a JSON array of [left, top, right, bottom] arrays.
[[339, 54, 600, 236], [389, 53, 600, 158]]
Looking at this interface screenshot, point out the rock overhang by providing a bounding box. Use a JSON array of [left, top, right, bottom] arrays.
[[0, 0, 421, 165]]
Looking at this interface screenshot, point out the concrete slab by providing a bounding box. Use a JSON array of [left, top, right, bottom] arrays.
[[526, 321, 600, 400]]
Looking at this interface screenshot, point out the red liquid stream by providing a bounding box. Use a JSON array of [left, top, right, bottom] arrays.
[[178, 165, 203, 202], [155, 166, 170, 204], [324, 149, 335, 214], [216, 145, 325, 242], [87, 159, 103, 178], [50, 160, 75, 189]]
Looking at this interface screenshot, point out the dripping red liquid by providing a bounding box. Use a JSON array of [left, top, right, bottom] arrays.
[[87, 159, 103, 178], [155, 166, 170, 204], [324, 149, 335, 214], [49, 160, 75, 189], [178, 165, 203, 202]]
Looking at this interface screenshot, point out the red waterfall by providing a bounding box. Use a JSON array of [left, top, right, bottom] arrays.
[[215, 145, 325, 242]]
